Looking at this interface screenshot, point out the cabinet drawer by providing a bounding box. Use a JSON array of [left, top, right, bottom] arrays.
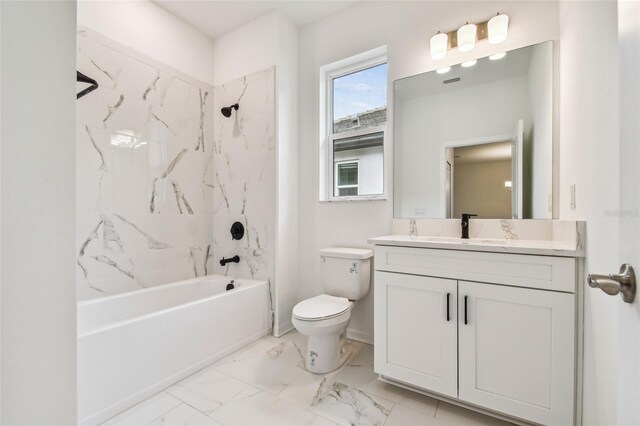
[[374, 246, 576, 293]]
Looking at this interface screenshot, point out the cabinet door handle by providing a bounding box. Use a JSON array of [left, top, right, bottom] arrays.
[[446, 293, 450, 322], [464, 295, 468, 325]]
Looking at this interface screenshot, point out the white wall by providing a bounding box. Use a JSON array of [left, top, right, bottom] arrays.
[[0, 1, 77, 423], [77, 0, 216, 85], [558, 1, 620, 424], [213, 11, 299, 336], [298, 1, 559, 343]]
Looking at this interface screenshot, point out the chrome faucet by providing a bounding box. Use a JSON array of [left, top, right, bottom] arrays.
[[461, 213, 477, 239]]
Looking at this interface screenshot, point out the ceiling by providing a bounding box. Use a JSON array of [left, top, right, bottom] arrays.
[[454, 141, 512, 165], [153, 0, 357, 40]]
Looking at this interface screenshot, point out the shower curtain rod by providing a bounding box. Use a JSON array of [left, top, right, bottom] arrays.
[[77, 71, 98, 100]]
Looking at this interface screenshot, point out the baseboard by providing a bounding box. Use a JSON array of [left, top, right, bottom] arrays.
[[274, 320, 294, 337], [79, 329, 268, 425], [378, 375, 526, 425], [347, 328, 374, 345]]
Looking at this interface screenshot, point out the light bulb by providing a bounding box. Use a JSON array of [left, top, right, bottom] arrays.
[[488, 13, 509, 44], [436, 67, 451, 74], [461, 60, 477, 68], [489, 52, 506, 60], [430, 32, 448, 60], [457, 23, 477, 53]]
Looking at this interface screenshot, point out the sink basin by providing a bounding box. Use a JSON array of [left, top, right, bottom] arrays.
[[417, 236, 510, 245], [417, 236, 464, 243]]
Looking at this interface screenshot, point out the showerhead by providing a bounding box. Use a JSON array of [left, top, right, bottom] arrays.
[[221, 103, 239, 118]]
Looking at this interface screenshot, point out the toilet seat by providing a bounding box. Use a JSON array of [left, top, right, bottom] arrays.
[[293, 294, 351, 321]]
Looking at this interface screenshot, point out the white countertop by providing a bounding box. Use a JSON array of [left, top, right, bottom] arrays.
[[367, 235, 585, 257]]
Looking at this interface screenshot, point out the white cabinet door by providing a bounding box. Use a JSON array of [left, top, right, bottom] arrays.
[[458, 281, 575, 425], [374, 271, 458, 397]]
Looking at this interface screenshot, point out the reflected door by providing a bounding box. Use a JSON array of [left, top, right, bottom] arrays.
[[511, 119, 524, 218], [446, 161, 452, 218]]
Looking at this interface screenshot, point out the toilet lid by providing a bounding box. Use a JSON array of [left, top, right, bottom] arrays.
[[293, 294, 350, 320]]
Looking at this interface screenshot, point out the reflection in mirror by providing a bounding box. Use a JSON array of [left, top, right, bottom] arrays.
[[450, 140, 513, 218], [394, 41, 553, 219]]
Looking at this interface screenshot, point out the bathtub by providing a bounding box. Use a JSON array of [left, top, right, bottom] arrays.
[[78, 275, 269, 425]]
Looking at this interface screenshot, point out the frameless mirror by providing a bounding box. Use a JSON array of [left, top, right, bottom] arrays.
[[394, 41, 553, 219]]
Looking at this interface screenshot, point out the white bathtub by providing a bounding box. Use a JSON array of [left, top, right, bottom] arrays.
[[78, 275, 269, 425]]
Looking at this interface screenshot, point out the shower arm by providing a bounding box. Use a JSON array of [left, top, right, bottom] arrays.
[[77, 71, 99, 100]]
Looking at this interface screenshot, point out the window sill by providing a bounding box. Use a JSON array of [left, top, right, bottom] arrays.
[[320, 195, 388, 203]]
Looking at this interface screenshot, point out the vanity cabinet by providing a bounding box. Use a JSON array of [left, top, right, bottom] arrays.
[[373, 245, 579, 426]]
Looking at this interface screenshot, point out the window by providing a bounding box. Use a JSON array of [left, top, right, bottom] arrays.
[[320, 47, 388, 201], [335, 160, 359, 196]]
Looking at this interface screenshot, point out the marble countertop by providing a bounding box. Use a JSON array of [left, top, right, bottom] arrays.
[[367, 235, 585, 257]]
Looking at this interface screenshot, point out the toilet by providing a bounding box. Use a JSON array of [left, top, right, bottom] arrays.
[[292, 247, 373, 373]]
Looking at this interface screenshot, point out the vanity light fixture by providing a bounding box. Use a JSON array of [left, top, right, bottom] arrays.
[[436, 67, 451, 74], [489, 52, 507, 60], [457, 23, 477, 53], [461, 59, 477, 68], [428, 13, 509, 60], [430, 31, 448, 60], [488, 13, 509, 44]]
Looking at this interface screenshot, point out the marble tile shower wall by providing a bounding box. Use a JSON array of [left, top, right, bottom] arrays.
[[211, 68, 276, 326], [76, 29, 215, 300]]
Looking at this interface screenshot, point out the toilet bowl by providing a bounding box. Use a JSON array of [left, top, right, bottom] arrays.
[[292, 294, 353, 373], [292, 247, 373, 374]]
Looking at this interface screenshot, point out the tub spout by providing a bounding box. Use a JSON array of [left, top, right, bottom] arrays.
[[220, 255, 240, 266]]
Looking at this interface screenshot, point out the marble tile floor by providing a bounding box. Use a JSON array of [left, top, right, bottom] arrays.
[[103, 331, 515, 426]]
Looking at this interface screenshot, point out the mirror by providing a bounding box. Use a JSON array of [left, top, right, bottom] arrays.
[[394, 41, 553, 219]]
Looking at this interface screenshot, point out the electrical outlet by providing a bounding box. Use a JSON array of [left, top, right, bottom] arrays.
[[570, 184, 576, 210], [415, 207, 426, 216]]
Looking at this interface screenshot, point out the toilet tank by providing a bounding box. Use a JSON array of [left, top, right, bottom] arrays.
[[320, 247, 373, 300]]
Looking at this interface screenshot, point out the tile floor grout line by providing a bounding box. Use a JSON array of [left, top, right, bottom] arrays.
[[262, 367, 351, 424], [203, 344, 337, 423], [381, 400, 397, 426], [211, 356, 308, 398], [168, 395, 226, 424], [139, 398, 185, 426], [143, 359, 263, 425], [108, 333, 502, 426], [279, 338, 398, 425], [102, 391, 182, 426], [205, 369, 340, 426]]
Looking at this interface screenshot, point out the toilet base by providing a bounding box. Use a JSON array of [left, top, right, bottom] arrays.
[[292, 305, 353, 374], [306, 333, 352, 374]]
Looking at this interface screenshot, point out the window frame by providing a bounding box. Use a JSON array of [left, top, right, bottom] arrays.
[[321, 47, 388, 202], [334, 159, 360, 197]]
